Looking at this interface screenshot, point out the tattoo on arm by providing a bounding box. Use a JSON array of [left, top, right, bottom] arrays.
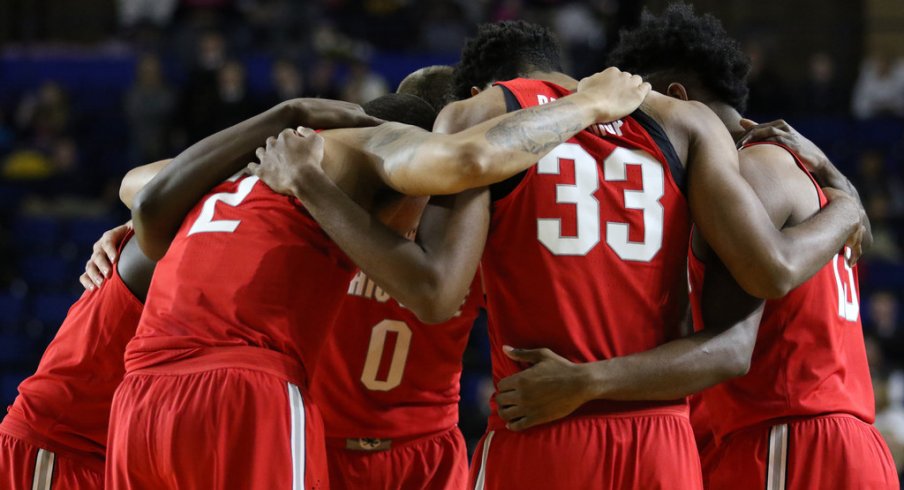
[[485, 100, 584, 155]]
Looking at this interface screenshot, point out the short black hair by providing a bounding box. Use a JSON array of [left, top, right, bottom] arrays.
[[362, 93, 437, 131], [397, 65, 455, 112], [607, 3, 750, 112], [452, 21, 563, 101]]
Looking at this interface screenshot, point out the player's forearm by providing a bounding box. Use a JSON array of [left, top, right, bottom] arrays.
[[120, 159, 172, 209], [377, 93, 601, 195], [812, 161, 872, 250], [133, 103, 296, 259], [291, 166, 484, 323]]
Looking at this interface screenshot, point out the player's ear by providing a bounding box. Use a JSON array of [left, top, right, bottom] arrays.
[[470, 86, 481, 97], [666, 83, 689, 101]]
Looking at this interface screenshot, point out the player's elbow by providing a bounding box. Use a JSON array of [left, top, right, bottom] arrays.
[[445, 140, 491, 193], [739, 255, 796, 300], [406, 276, 461, 324], [130, 191, 168, 261]]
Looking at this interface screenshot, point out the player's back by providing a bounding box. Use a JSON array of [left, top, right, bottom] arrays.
[[687, 143, 873, 440], [127, 174, 356, 381], [482, 79, 691, 428], [1, 233, 144, 469], [312, 271, 483, 440]]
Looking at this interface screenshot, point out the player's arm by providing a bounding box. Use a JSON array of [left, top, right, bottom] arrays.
[[132, 100, 382, 260], [251, 129, 489, 324], [358, 67, 650, 195], [738, 118, 872, 254], [682, 102, 861, 298]]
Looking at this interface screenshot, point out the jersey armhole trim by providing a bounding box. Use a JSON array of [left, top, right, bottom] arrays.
[[489, 84, 528, 202], [631, 109, 686, 195]]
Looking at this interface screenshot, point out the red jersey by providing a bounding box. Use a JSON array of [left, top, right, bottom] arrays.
[[687, 142, 873, 440], [483, 79, 692, 429], [126, 174, 356, 385], [0, 234, 143, 472], [312, 271, 483, 439]]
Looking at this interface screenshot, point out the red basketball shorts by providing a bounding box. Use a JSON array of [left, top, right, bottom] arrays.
[[469, 410, 703, 489], [326, 426, 468, 490], [0, 430, 103, 490], [706, 414, 899, 490], [106, 360, 327, 490]]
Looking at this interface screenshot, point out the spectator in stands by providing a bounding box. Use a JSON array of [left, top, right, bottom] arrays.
[[15, 81, 71, 150], [865, 193, 903, 263], [124, 54, 176, 164], [181, 31, 229, 143], [206, 60, 259, 133], [866, 291, 904, 370], [874, 372, 904, 481], [851, 52, 904, 119], [797, 51, 848, 115], [305, 58, 341, 100], [117, 0, 178, 29], [745, 42, 790, 117], [420, 1, 469, 55], [261, 58, 305, 108], [553, 2, 606, 78], [341, 59, 388, 104]]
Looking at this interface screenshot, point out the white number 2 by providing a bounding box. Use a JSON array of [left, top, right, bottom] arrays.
[[537, 143, 665, 261], [832, 251, 859, 321], [187, 175, 258, 236], [360, 320, 412, 391]]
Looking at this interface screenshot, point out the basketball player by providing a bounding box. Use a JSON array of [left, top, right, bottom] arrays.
[[0, 98, 380, 490], [248, 21, 864, 488], [107, 70, 651, 489], [607, 5, 898, 488]]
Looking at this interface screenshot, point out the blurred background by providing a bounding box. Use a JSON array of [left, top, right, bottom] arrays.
[[0, 0, 901, 479]]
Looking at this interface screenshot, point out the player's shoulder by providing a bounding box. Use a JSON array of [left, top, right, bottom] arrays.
[[434, 87, 507, 134], [738, 143, 800, 174]]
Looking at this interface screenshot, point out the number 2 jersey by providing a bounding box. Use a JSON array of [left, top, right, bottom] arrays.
[[483, 79, 692, 429], [125, 175, 357, 384], [687, 142, 873, 441], [311, 272, 483, 440]]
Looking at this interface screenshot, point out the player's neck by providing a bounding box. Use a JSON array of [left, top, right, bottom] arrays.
[[524, 70, 577, 91], [707, 102, 745, 143]]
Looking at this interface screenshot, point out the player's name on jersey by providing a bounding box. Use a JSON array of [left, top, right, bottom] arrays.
[[535, 94, 624, 137]]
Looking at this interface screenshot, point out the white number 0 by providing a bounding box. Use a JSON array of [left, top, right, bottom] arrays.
[[188, 175, 258, 235], [537, 143, 664, 261], [361, 320, 412, 391]]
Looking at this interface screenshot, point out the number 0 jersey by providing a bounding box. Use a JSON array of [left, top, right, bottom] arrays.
[[687, 142, 874, 441], [0, 232, 143, 472], [126, 175, 356, 384], [312, 272, 483, 440], [483, 79, 692, 429]]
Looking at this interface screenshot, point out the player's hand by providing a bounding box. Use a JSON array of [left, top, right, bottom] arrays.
[[80, 221, 132, 290], [576, 67, 651, 123], [248, 126, 325, 198], [283, 98, 384, 129], [494, 346, 593, 431], [737, 119, 830, 175], [823, 187, 865, 265]]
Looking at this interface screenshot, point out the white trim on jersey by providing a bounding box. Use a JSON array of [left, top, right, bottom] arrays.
[[766, 423, 789, 490], [32, 448, 55, 490], [288, 382, 306, 490], [473, 430, 495, 490]]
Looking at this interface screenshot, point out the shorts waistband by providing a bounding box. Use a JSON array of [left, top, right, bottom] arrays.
[[0, 416, 105, 475], [326, 426, 457, 452], [488, 399, 688, 431], [720, 412, 871, 443], [126, 346, 308, 389]]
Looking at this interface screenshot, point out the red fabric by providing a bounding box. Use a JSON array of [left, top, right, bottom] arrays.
[[687, 143, 874, 442], [312, 272, 483, 440], [0, 431, 104, 490], [2, 232, 142, 469], [126, 174, 355, 383], [484, 78, 692, 429], [706, 415, 898, 490], [107, 360, 328, 490], [468, 411, 703, 489], [326, 427, 468, 490]]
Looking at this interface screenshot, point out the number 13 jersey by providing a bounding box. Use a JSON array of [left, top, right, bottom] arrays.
[[483, 79, 691, 429]]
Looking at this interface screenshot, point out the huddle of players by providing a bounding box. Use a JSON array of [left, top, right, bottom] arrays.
[[0, 4, 899, 489]]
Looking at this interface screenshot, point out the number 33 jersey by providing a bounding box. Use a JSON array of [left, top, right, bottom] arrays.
[[311, 272, 484, 440], [126, 175, 357, 379], [483, 79, 692, 429]]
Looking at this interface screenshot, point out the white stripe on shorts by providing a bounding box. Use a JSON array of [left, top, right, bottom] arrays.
[[288, 382, 306, 490], [473, 430, 495, 490], [766, 423, 788, 490], [31, 448, 55, 490]]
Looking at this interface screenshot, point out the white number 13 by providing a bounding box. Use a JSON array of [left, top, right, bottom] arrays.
[[537, 143, 664, 261]]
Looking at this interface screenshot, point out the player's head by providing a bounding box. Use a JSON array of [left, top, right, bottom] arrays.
[[607, 3, 750, 114], [452, 20, 563, 100], [397, 65, 455, 112], [362, 93, 437, 131]]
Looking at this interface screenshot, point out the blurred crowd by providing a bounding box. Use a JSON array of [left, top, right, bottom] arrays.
[[0, 0, 902, 475]]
